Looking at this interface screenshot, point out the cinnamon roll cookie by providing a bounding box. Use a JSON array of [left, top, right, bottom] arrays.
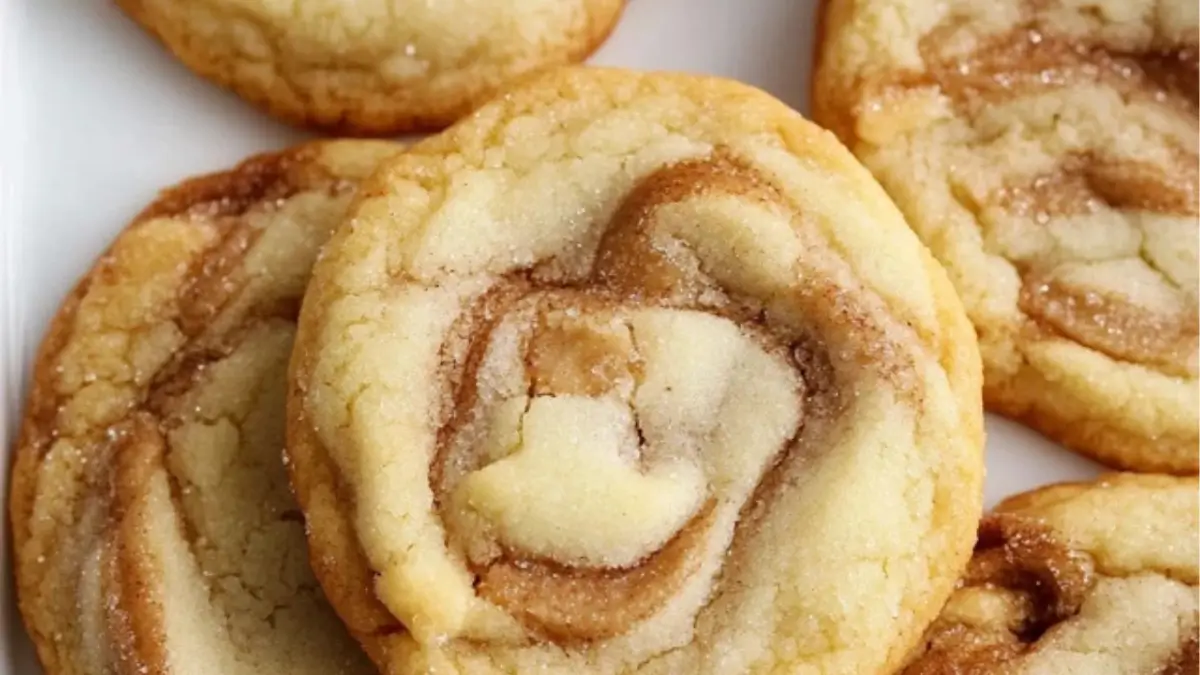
[[10, 140, 398, 675], [286, 68, 985, 675], [904, 473, 1199, 674], [116, 0, 624, 134], [814, 0, 1200, 472]]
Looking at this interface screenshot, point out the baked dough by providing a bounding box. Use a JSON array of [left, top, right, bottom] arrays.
[[904, 473, 1199, 674], [287, 67, 985, 675], [814, 0, 1200, 472], [116, 0, 625, 134], [10, 140, 397, 675]]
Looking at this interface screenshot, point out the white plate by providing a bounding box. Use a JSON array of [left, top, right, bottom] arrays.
[[0, 0, 1105, 671]]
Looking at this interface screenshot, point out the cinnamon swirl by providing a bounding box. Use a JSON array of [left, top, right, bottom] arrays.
[[287, 68, 986, 675]]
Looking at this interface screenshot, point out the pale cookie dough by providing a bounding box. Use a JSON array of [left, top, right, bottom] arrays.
[[813, 0, 1200, 472], [116, 0, 625, 134], [9, 140, 398, 675], [904, 473, 1200, 674], [286, 67, 985, 675]]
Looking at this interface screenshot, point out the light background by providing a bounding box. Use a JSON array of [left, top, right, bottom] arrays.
[[0, 1, 1104, 671]]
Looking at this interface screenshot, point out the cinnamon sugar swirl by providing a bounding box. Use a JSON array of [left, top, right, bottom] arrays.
[[286, 68, 985, 675]]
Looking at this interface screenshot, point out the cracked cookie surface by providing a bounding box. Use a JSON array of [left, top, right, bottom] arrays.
[[814, 0, 1200, 472], [286, 67, 985, 675], [116, 0, 625, 134], [10, 140, 398, 675], [903, 473, 1199, 674]]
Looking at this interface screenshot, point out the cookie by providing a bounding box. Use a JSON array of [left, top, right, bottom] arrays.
[[9, 140, 398, 675], [115, 0, 625, 134], [813, 0, 1200, 472], [904, 473, 1199, 673], [286, 67, 985, 675]]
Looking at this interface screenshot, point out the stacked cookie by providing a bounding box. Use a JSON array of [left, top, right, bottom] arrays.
[[9, 1, 1199, 674]]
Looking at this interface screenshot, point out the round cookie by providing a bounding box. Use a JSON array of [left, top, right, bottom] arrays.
[[286, 67, 985, 675], [813, 0, 1200, 472], [903, 473, 1199, 674], [116, 0, 625, 134], [9, 140, 398, 675]]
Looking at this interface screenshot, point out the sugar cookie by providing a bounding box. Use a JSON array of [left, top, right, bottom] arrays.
[[117, 0, 625, 134], [905, 473, 1198, 674], [10, 141, 397, 675], [814, 0, 1200, 472], [287, 68, 985, 675]]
